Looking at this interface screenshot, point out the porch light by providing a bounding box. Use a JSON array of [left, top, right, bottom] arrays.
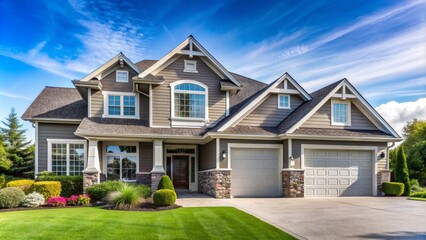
[[380, 152, 385, 159], [222, 150, 227, 159], [289, 156, 295, 166]]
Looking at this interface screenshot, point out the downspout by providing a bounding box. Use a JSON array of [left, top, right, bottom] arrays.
[[386, 142, 396, 170]]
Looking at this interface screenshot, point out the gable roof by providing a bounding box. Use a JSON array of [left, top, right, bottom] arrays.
[[22, 87, 87, 121], [135, 36, 241, 87]]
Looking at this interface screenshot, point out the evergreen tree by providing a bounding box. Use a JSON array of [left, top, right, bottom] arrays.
[[0, 108, 34, 177], [395, 147, 411, 196], [0, 135, 12, 173]]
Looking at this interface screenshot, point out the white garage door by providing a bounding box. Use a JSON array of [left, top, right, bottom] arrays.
[[304, 149, 372, 197], [231, 148, 281, 197]]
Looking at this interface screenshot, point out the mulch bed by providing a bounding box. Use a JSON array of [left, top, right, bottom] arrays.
[[103, 202, 182, 211], [0, 205, 91, 212]]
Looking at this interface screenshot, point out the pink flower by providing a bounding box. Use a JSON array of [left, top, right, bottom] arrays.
[[47, 197, 67, 207]]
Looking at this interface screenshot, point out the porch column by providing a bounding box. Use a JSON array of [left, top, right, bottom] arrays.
[[151, 139, 165, 191], [83, 139, 100, 192]]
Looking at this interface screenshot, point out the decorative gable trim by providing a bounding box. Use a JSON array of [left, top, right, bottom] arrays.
[[80, 53, 140, 82], [217, 73, 311, 131], [136, 35, 241, 87], [284, 79, 400, 138]]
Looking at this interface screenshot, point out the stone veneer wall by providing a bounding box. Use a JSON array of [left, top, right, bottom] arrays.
[[377, 170, 392, 196], [83, 172, 99, 193], [136, 173, 151, 186], [198, 170, 231, 198], [151, 172, 165, 191], [282, 170, 304, 198]]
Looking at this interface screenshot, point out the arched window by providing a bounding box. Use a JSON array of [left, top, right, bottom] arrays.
[[171, 81, 208, 120]]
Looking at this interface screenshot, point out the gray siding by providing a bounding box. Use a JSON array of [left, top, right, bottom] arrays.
[[282, 139, 289, 168], [291, 139, 387, 171], [220, 139, 282, 169], [101, 64, 137, 92], [301, 100, 378, 130], [199, 140, 216, 171], [239, 94, 304, 126], [37, 123, 83, 172], [139, 142, 153, 172], [90, 90, 103, 117], [152, 56, 226, 127]]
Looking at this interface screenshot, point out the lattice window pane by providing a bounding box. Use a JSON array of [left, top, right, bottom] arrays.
[[69, 144, 85, 176], [52, 143, 67, 176], [108, 95, 121, 115]]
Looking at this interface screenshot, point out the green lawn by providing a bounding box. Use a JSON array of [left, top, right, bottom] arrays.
[[0, 207, 294, 240], [408, 197, 426, 202]]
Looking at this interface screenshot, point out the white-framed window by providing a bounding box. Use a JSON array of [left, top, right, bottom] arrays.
[[278, 94, 290, 109], [331, 99, 351, 126], [105, 144, 138, 182], [102, 91, 139, 119], [116, 70, 129, 83], [47, 140, 87, 176], [184, 60, 198, 73]]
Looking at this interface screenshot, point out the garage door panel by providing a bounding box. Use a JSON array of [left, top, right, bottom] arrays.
[[305, 149, 372, 197]]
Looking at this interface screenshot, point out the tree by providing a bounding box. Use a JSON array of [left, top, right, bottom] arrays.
[[0, 108, 34, 177], [0, 136, 12, 172], [395, 147, 410, 196]]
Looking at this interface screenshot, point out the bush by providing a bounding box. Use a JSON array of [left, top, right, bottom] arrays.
[[33, 181, 61, 199], [395, 147, 411, 196], [66, 194, 90, 206], [135, 184, 152, 198], [37, 176, 83, 197], [157, 175, 175, 191], [112, 184, 146, 210], [47, 196, 67, 207], [87, 181, 123, 202], [153, 189, 177, 206], [21, 192, 45, 208], [382, 182, 405, 196], [410, 192, 426, 198], [37, 171, 57, 178], [6, 179, 35, 194], [0, 175, 5, 188], [0, 187, 25, 208]]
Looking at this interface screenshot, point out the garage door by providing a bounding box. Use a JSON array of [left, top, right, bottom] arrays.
[[304, 149, 372, 197], [231, 148, 281, 197]]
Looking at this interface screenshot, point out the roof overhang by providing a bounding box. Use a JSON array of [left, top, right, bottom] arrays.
[[24, 118, 83, 124], [280, 133, 403, 142]]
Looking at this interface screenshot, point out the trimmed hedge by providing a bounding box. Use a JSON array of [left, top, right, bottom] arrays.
[[382, 182, 404, 196], [0, 175, 5, 188], [6, 179, 35, 194], [87, 181, 123, 202], [410, 192, 426, 198], [157, 175, 175, 191], [37, 176, 83, 197], [153, 189, 176, 206], [0, 187, 25, 208], [34, 181, 61, 199]]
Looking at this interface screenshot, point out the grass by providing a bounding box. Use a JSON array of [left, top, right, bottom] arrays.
[[0, 207, 294, 240], [408, 197, 426, 202]]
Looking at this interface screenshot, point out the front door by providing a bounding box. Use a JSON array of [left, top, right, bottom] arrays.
[[172, 156, 189, 189]]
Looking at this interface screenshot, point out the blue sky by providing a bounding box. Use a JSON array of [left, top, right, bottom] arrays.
[[0, 0, 425, 141]]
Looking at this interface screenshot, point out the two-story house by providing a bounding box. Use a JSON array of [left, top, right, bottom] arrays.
[[22, 36, 401, 198]]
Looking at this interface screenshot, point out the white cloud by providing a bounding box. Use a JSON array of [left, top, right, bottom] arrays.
[[0, 91, 32, 100], [375, 98, 426, 135]]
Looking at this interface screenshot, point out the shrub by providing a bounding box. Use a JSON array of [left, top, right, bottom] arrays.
[[37, 175, 83, 197], [6, 179, 35, 194], [0, 174, 5, 188], [153, 189, 177, 206], [21, 192, 45, 208], [37, 171, 57, 178], [135, 184, 152, 198], [0, 187, 25, 208], [395, 147, 411, 196], [382, 182, 405, 196], [47, 196, 66, 207], [87, 181, 123, 202], [112, 184, 142, 210], [67, 194, 90, 206], [410, 192, 426, 198], [157, 175, 175, 191], [33, 181, 61, 199]]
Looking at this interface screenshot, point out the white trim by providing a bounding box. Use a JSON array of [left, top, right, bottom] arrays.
[[164, 144, 198, 191], [138, 36, 241, 87], [87, 88, 92, 118], [278, 94, 291, 109], [332, 93, 356, 99], [271, 89, 301, 94], [47, 139, 87, 176], [102, 91, 139, 119], [23, 118, 82, 123], [216, 138, 220, 169], [198, 168, 232, 173], [300, 144, 378, 196], [116, 70, 129, 83], [183, 60, 198, 73], [284, 79, 288, 89], [331, 99, 351, 126], [225, 91, 230, 116], [34, 122, 39, 176], [103, 141, 139, 182], [149, 84, 152, 127]]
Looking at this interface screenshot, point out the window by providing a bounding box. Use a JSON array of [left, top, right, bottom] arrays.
[[184, 60, 197, 73], [116, 70, 128, 82], [173, 83, 206, 119], [106, 145, 137, 181], [48, 141, 86, 176], [331, 100, 351, 126], [103, 92, 138, 118], [278, 94, 290, 109]]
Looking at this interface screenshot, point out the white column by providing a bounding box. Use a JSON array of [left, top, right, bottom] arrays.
[[83, 140, 100, 173], [151, 139, 165, 173]]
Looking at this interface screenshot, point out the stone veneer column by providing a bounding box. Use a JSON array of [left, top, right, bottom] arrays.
[[136, 173, 152, 186], [198, 170, 231, 198], [377, 170, 392, 195], [151, 139, 165, 191], [82, 140, 100, 192], [282, 169, 305, 198]]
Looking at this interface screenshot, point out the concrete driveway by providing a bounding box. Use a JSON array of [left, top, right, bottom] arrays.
[[177, 194, 426, 240]]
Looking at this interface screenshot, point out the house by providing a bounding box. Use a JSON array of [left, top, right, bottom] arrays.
[[22, 36, 401, 198]]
